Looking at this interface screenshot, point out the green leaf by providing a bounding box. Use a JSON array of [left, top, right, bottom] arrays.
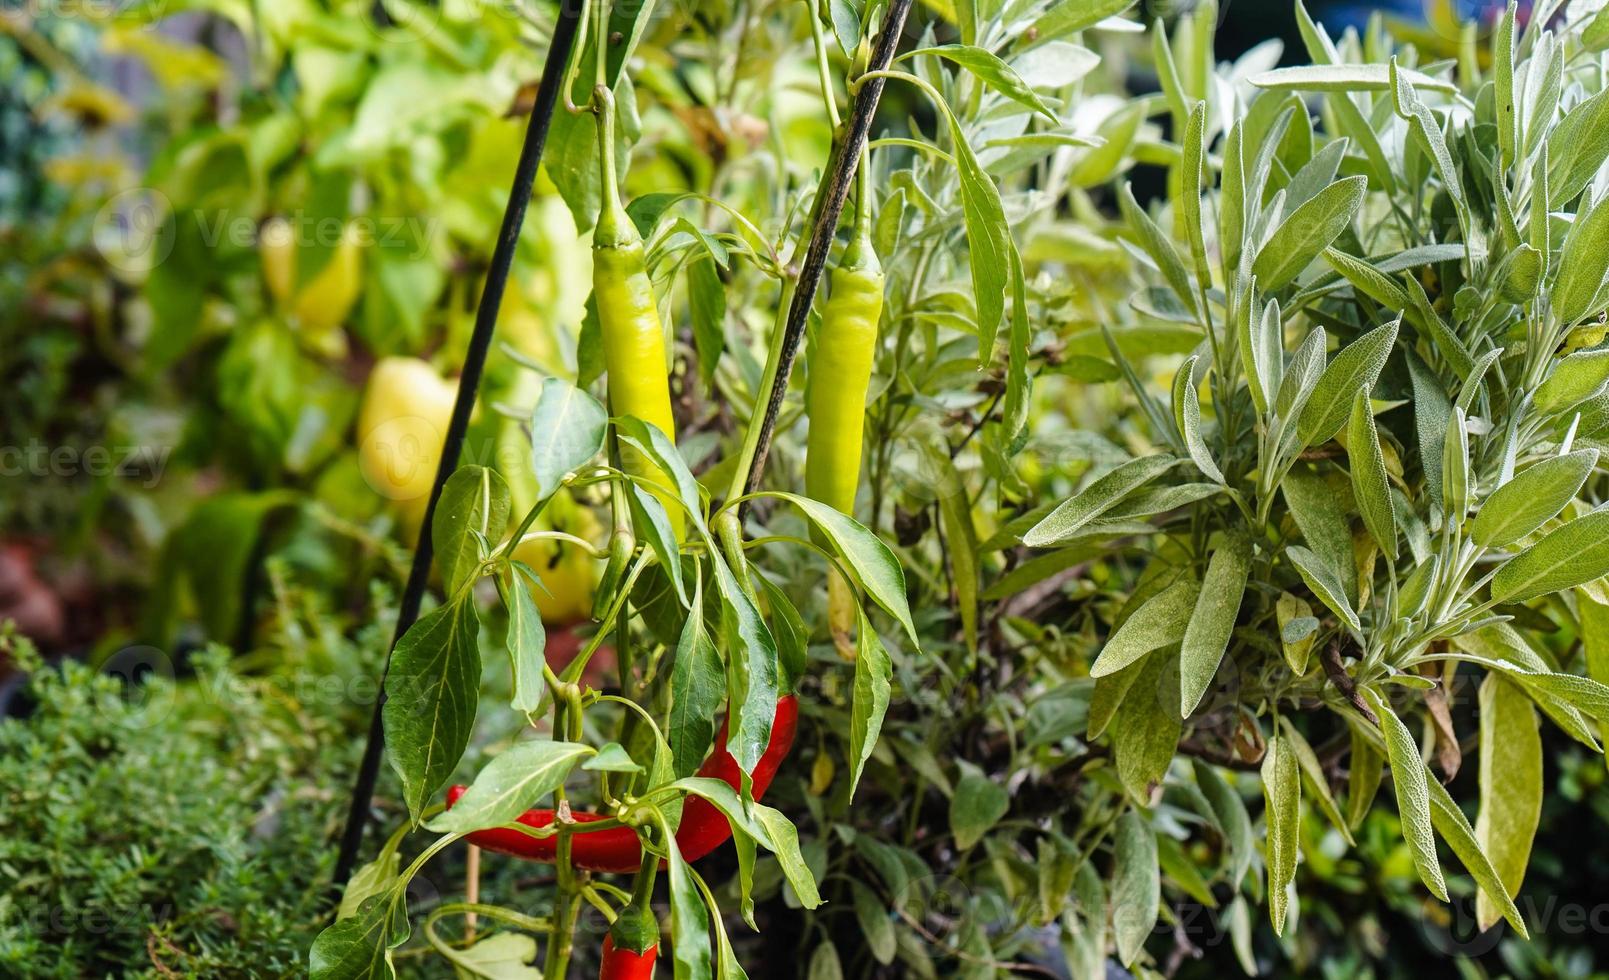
[[1262, 732, 1301, 935], [1279, 717, 1354, 845], [1298, 318, 1399, 446], [1180, 532, 1251, 716], [1024, 455, 1178, 546], [1552, 193, 1609, 324], [384, 597, 481, 822], [662, 822, 714, 980], [1173, 356, 1224, 482], [1492, 508, 1609, 602], [1471, 449, 1598, 547], [1425, 774, 1528, 937], [1118, 183, 1197, 315], [933, 452, 980, 654], [1250, 63, 1456, 93], [1390, 60, 1469, 238], [1112, 810, 1159, 967], [616, 415, 707, 535], [673, 776, 822, 908], [1252, 176, 1367, 290], [503, 563, 547, 714], [1113, 650, 1183, 803], [1091, 574, 1200, 676], [711, 552, 780, 775], [425, 739, 593, 834], [771, 492, 918, 648], [432, 466, 510, 596], [310, 893, 404, 980], [1535, 349, 1609, 414], [904, 45, 1058, 122], [1194, 760, 1254, 888], [950, 768, 1010, 849], [1444, 408, 1471, 521], [1181, 101, 1211, 285], [584, 742, 643, 774], [847, 607, 893, 799], [687, 253, 726, 388], [1364, 689, 1448, 901], [526, 378, 607, 501], [1474, 673, 1542, 931], [1408, 351, 1453, 509], [669, 574, 724, 779], [1286, 545, 1360, 632], [852, 882, 896, 964], [1547, 88, 1609, 208], [1029, 0, 1137, 40], [1347, 723, 1384, 831], [1348, 390, 1399, 560]]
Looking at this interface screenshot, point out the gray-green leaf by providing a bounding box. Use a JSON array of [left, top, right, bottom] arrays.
[[1491, 508, 1609, 602], [1471, 449, 1598, 548], [1025, 455, 1178, 546], [1180, 533, 1251, 716], [1253, 176, 1367, 290]]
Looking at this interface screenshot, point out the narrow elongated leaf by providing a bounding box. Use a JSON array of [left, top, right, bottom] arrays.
[[504, 563, 547, 714], [433, 466, 510, 596], [1113, 651, 1183, 803], [1253, 176, 1367, 290], [1299, 319, 1398, 446], [1547, 88, 1609, 208], [1471, 449, 1598, 547], [1553, 194, 1609, 324], [1118, 183, 1197, 314], [1025, 455, 1178, 546], [1279, 717, 1354, 844], [711, 552, 779, 774], [1262, 732, 1301, 935], [1286, 544, 1360, 631], [1112, 811, 1159, 966], [1391, 60, 1469, 236], [1425, 774, 1528, 936], [662, 822, 713, 980], [669, 575, 724, 778], [1347, 724, 1384, 830], [1194, 759, 1254, 887], [426, 739, 593, 834], [1491, 509, 1609, 602], [1475, 674, 1542, 931], [1364, 689, 1448, 900], [1348, 390, 1398, 559], [1174, 357, 1224, 482], [527, 378, 607, 501], [1251, 63, 1456, 93], [904, 45, 1058, 121], [848, 608, 892, 798], [384, 598, 481, 823], [1180, 533, 1251, 715], [773, 493, 918, 647], [1092, 574, 1201, 676]]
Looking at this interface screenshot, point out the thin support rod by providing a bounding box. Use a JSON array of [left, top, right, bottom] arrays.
[[330, 0, 584, 894], [739, 0, 914, 502]]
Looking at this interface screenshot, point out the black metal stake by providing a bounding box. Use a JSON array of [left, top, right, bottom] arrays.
[[330, 0, 583, 895], [740, 0, 915, 500]]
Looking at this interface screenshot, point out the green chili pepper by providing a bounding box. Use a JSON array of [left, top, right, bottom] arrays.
[[805, 172, 885, 658]]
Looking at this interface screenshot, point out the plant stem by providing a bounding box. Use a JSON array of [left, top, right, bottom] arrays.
[[329, 1, 584, 897], [732, 0, 915, 512]]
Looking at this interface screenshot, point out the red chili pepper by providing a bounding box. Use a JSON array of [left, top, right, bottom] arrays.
[[447, 694, 799, 871], [599, 935, 658, 980]]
